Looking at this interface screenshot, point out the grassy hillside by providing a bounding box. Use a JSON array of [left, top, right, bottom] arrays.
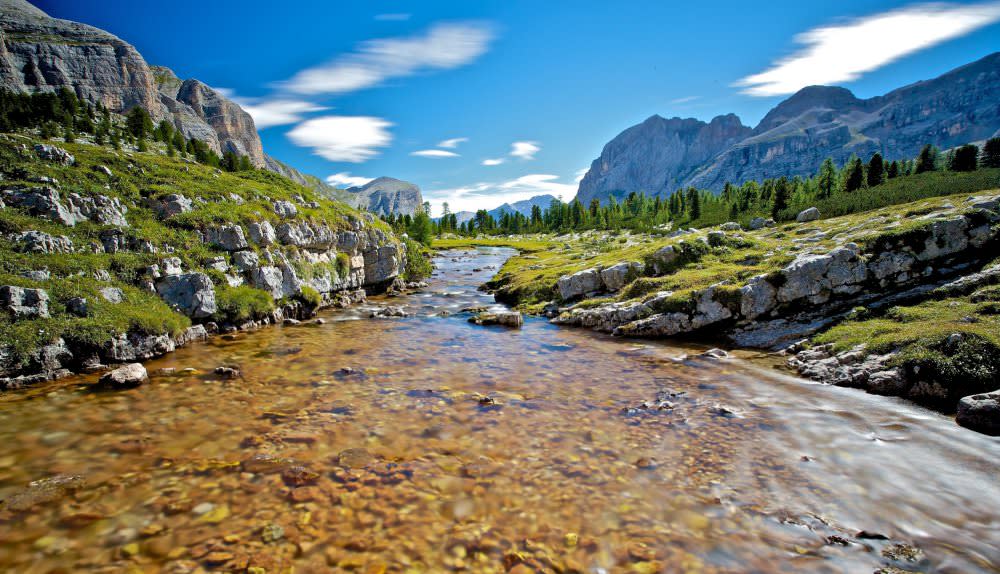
[[0, 133, 391, 372]]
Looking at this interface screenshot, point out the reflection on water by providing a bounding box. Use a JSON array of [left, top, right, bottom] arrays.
[[0, 247, 996, 573]]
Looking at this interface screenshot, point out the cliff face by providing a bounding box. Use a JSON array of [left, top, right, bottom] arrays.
[[576, 114, 751, 205], [578, 52, 1000, 201], [0, 0, 266, 167], [345, 177, 424, 216]]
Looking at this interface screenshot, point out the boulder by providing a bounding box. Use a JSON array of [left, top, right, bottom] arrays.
[[370, 306, 408, 318], [205, 225, 249, 251], [95, 165, 113, 177], [19, 269, 50, 282], [720, 222, 741, 231], [99, 287, 125, 303], [470, 310, 523, 328], [161, 257, 183, 276], [156, 273, 217, 318], [796, 207, 821, 222], [557, 268, 603, 300], [2, 185, 78, 225], [232, 250, 260, 272], [1, 285, 50, 319], [276, 222, 335, 250], [739, 274, 777, 320], [156, 194, 193, 218], [956, 390, 1000, 435], [363, 244, 401, 284], [650, 245, 679, 274], [98, 363, 148, 389], [34, 144, 75, 165], [600, 262, 643, 292], [66, 297, 88, 317], [748, 217, 775, 230], [273, 200, 298, 218], [247, 221, 276, 246], [251, 266, 284, 298], [66, 193, 128, 227]]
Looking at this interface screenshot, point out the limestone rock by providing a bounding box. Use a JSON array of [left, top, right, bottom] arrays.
[[232, 251, 260, 272], [470, 310, 523, 328], [247, 221, 276, 246], [155, 194, 193, 218], [98, 363, 147, 389], [33, 143, 74, 165], [13, 230, 73, 253], [156, 273, 217, 318], [1, 285, 49, 318], [956, 390, 1000, 435], [600, 262, 643, 292], [98, 287, 124, 303], [557, 268, 603, 300], [344, 176, 423, 216], [796, 207, 820, 222], [273, 200, 298, 218], [205, 225, 248, 251]]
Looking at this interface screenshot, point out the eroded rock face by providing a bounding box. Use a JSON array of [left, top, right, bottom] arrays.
[[13, 230, 72, 253], [1, 285, 49, 318], [155, 273, 217, 318], [276, 222, 335, 250], [557, 268, 603, 300], [205, 225, 248, 252], [3, 186, 128, 227], [273, 200, 297, 219], [247, 221, 276, 246]]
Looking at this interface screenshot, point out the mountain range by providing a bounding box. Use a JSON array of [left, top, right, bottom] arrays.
[[446, 194, 557, 225], [577, 52, 1000, 204]]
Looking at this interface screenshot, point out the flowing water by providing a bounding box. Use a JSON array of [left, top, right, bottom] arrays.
[[0, 247, 997, 573]]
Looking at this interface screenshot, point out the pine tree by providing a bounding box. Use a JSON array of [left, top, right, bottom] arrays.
[[771, 177, 789, 219], [949, 144, 979, 172], [817, 158, 836, 198], [843, 156, 864, 192], [867, 152, 884, 187], [126, 107, 153, 139], [982, 138, 1000, 168], [685, 187, 700, 220], [915, 144, 936, 173], [886, 160, 899, 179]]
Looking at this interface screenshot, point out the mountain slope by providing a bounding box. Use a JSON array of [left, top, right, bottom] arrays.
[[578, 52, 1000, 202], [0, 0, 265, 166], [344, 177, 423, 216], [488, 194, 557, 219]]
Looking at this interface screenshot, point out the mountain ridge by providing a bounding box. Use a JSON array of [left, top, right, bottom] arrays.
[[577, 51, 1000, 203]]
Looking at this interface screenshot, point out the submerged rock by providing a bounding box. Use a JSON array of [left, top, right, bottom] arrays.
[[469, 310, 523, 328], [98, 363, 148, 388]]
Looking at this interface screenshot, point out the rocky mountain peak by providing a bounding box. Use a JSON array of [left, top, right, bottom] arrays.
[[755, 85, 861, 133], [346, 177, 424, 217]]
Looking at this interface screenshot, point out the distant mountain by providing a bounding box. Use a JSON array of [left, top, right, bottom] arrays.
[[577, 51, 1000, 203], [345, 177, 423, 217], [488, 194, 557, 219]]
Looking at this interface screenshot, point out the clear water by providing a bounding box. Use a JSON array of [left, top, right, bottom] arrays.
[[0, 247, 996, 573]]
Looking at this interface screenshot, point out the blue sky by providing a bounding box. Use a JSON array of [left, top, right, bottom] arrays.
[[36, 1, 1000, 215]]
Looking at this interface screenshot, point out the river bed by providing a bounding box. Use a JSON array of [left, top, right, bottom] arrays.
[[0, 247, 997, 573]]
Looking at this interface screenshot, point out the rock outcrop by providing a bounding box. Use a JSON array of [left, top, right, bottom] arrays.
[[576, 52, 1000, 201], [554, 206, 999, 348]]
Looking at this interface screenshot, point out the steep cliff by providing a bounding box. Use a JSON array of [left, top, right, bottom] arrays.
[[0, 0, 266, 166], [578, 52, 1000, 201], [576, 114, 751, 205]]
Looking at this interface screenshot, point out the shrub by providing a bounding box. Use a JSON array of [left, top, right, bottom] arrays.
[[896, 334, 1000, 407], [297, 285, 322, 310], [403, 238, 432, 281], [215, 285, 275, 324]]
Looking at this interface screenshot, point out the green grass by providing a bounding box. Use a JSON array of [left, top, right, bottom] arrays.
[[433, 236, 556, 252], [0, 133, 394, 372]]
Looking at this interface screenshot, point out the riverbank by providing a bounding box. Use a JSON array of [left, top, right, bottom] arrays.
[[0, 135, 411, 389], [444, 190, 1000, 433]]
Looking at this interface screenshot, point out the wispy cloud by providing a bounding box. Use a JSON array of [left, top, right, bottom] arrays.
[[482, 158, 505, 166], [510, 141, 540, 160], [375, 13, 411, 21], [425, 173, 576, 215], [736, 2, 1000, 96], [282, 22, 494, 95], [411, 149, 460, 158], [574, 167, 589, 183], [287, 116, 393, 162], [437, 137, 468, 148], [669, 95, 701, 104], [326, 172, 374, 188], [235, 99, 328, 129]]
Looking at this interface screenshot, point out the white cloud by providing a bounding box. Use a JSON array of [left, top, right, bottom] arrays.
[[375, 13, 411, 21], [326, 172, 374, 188], [574, 167, 589, 183], [425, 173, 576, 216], [237, 99, 328, 129], [510, 141, 540, 160], [283, 22, 494, 95], [736, 2, 1000, 96], [411, 149, 460, 158], [670, 95, 700, 104], [437, 137, 468, 148], [482, 158, 505, 166], [287, 116, 393, 163]]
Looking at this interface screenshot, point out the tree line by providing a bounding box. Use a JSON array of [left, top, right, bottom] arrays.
[[0, 88, 255, 172], [382, 139, 1000, 238]]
